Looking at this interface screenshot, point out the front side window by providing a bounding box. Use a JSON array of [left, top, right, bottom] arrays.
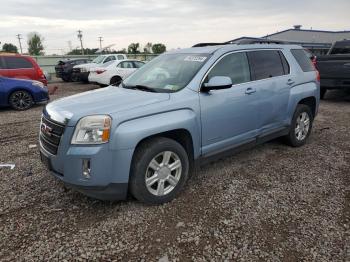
[[104, 56, 116, 63], [117, 55, 125, 60], [4, 57, 33, 69], [248, 50, 286, 80], [206, 52, 251, 85], [123, 53, 210, 92], [133, 61, 145, 68]]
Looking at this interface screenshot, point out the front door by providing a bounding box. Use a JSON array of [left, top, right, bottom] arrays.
[[200, 52, 259, 156]]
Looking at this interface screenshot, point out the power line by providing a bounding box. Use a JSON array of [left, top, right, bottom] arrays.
[[16, 34, 23, 54], [98, 36, 103, 49], [77, 30, 84, 55]]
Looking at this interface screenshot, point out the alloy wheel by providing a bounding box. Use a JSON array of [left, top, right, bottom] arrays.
[[295, 112, 310, 141], [145, 151, 182, 196]]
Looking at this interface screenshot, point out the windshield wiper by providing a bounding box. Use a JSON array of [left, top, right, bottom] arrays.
[[122, 83, 158, 93]]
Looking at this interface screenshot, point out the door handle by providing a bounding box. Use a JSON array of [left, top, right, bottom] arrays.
[[245, 87, 256, 95], [287, 79, 295, 86]]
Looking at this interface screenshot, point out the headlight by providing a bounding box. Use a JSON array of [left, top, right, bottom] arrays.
[[32, 81, 44, 88], [71, 115, 112, 144]]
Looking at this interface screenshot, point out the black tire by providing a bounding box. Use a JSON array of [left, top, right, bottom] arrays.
[[285, 104, 313, 147], [9, 90, 34, 110], [320, 88, 327, 100], [110, 76, 122, 86], [130, 137, 190, 204]]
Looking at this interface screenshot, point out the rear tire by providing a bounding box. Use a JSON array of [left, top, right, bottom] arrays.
[[110, 76, 122, 86], [9, 90, 34, 110], [130, 137, 189, 204], [285, 104, 313, 147], [62, 75, 71, 82]]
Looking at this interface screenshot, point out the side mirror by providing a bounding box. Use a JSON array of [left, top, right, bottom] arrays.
[[202, 76, 232, 92]]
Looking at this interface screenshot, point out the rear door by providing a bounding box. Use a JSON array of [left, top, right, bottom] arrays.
[[247, 50, 291, 135], [3, 56, 35, 80]]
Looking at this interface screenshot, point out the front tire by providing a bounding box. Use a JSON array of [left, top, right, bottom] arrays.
[[130, 137, 189, 204], [285, 104, 313, 147], [9, 90, 34, 110]]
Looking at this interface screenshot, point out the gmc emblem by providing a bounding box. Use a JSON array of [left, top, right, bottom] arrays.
[[41, 123, 53, 136]]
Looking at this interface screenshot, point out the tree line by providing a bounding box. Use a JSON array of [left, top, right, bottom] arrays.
[[1, 33, 167, 55]]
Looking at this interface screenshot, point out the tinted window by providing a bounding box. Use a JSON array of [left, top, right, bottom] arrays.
[[207, 52, 251, 85], [117, 55, 125, 60], [329, 41, 350, 54], [133, 61, 145, 68], [104, 56, 116, 63], [291, 49, 315, 72], [248, 50, 285, 80], [4, 57, 33, 69], [119, 61, 134, 68]]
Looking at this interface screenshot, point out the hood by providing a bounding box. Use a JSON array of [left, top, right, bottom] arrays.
[[45, 87, 170, 126]]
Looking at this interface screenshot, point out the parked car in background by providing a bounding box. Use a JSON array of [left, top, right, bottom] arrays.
[[317, 40, 350, 98], [40, 43, 320, 204], [0, 53, 47, 85], [72, 54, 127, 83], [89, 59, 145, 86], [0, 76, 49, 110], [55, 58, 90, 82]]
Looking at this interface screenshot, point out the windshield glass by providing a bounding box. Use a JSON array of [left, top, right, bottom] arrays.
[[92, 55, 106, 64], [123, 53, 210, 92]]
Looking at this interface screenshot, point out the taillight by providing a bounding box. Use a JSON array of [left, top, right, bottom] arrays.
[[316, 70, 320, 82], [37, 67, 44, 77], [96, 69, 106, 74]]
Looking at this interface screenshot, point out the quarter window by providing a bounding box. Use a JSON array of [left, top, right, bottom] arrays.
[[4, 57, 33, 69], [206, 52, 251, 85], [291, 49, 315, 72], [247, 50, 286, 80]]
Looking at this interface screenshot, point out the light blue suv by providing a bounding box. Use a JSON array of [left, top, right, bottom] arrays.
[[39, 44, 320, 204]]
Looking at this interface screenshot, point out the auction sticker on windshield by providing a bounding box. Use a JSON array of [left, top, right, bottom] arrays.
[[184, 56, 207, 62]]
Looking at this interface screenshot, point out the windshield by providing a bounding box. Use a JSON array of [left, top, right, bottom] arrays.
[[123, 53, 210, 92], [92, 55, 106, 64]]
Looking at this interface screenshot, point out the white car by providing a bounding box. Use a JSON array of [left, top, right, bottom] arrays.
[[72, 54, 127, 82], [89, 59, 145, 86]]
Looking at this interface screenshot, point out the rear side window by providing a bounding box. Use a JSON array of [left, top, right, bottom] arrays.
[[4, 57, 33, 69], [117, 55, 125, 60], [207, 52, 251, 85], [291, 49, 315, 72], [247, 50, 286, 80]]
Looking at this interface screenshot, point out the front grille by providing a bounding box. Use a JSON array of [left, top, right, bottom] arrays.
[[40, 115, 66, 155]]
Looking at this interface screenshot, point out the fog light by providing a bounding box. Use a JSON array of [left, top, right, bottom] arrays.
[[82, 159, 91, 179]]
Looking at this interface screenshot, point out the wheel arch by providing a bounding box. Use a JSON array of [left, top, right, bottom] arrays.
[[297, 96, 317, 118]]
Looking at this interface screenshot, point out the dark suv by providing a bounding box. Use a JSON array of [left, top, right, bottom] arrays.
[[55, 59, 90, 82]]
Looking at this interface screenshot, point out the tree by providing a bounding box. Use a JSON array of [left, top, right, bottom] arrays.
[[152, 43, 166, 54], [27, 32, 44, 55], [143, 42, 153, 53], [1, 43, 18, 53], [128, 43, 140, 54]]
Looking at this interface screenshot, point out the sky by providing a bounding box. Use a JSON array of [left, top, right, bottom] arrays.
[[0, 0, 349, 54]]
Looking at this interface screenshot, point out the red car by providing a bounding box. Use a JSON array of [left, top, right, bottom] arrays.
[[0, 54, 47, 85]]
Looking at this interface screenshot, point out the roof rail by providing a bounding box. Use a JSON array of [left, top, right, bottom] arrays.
[[193, 38, 289, 48], [192, 42, 229, 47], [227, 38, 289, 45]]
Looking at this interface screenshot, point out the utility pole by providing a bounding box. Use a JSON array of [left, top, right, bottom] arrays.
[[98, 36, 103, 49], [16, 34, 23, 54], [77, 30, 84, 55]]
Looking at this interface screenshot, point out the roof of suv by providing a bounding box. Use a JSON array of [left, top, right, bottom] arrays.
[[168, 44, 303, 55]]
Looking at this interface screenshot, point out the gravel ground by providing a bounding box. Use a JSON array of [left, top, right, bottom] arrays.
[[0, 82, 349, 261]]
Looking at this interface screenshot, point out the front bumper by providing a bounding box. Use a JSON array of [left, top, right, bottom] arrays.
[[39, 125, 134, 201]]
